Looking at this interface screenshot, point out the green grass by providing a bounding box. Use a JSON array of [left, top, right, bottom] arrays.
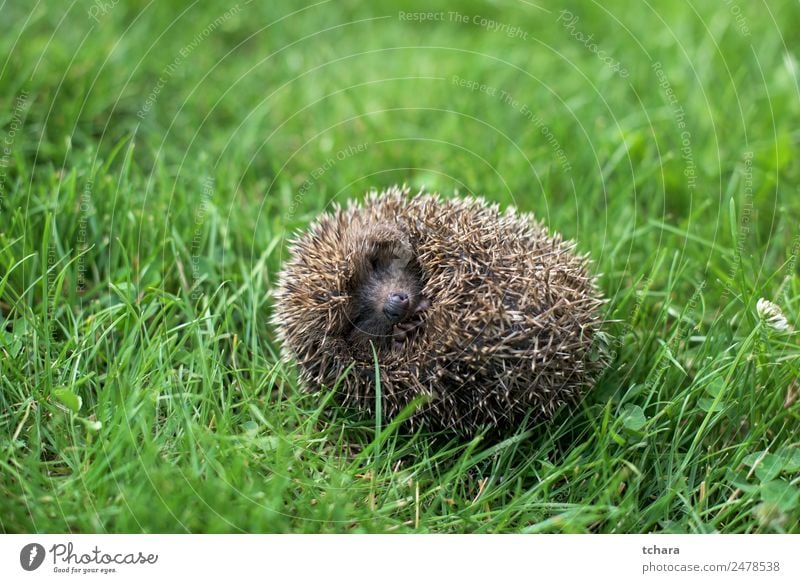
[[1, 0, 799, 533]]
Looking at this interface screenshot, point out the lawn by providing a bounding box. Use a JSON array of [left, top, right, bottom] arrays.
[[1, 0, 799, 533]]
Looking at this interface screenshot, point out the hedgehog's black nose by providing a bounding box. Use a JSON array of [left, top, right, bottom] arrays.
[[383, 292, 410, 323]]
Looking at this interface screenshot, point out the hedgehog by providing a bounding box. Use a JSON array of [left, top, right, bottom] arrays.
[[272, 186, 608, 434]]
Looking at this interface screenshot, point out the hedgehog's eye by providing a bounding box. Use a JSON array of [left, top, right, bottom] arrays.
[[370, 253, 390, 272]]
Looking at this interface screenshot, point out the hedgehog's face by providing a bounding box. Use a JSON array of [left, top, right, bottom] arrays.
[[347, 227, 428, 352]]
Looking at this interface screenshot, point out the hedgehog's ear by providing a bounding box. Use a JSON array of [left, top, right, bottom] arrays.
[[392, 238, 413, 263]]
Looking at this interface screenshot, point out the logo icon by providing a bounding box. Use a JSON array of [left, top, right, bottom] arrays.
[[20, 543, 46, 571]]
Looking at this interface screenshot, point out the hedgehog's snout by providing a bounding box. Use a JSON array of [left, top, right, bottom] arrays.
[[383, 292, 410, 323]]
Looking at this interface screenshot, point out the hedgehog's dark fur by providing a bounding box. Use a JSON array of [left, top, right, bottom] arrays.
[[345, 223, 429, 353], [273, 186, 608, 433]]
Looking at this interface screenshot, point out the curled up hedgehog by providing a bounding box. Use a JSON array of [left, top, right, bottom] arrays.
[[272, 186, 608, 434]]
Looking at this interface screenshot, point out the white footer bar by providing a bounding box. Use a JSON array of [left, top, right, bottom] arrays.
[[1, 534, 797, 582]]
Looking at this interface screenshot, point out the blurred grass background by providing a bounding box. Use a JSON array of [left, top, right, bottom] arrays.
[[0, 0, 798, 533]]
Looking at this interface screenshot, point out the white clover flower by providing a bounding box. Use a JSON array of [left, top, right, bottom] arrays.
[[756, 298, 791, 332]]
